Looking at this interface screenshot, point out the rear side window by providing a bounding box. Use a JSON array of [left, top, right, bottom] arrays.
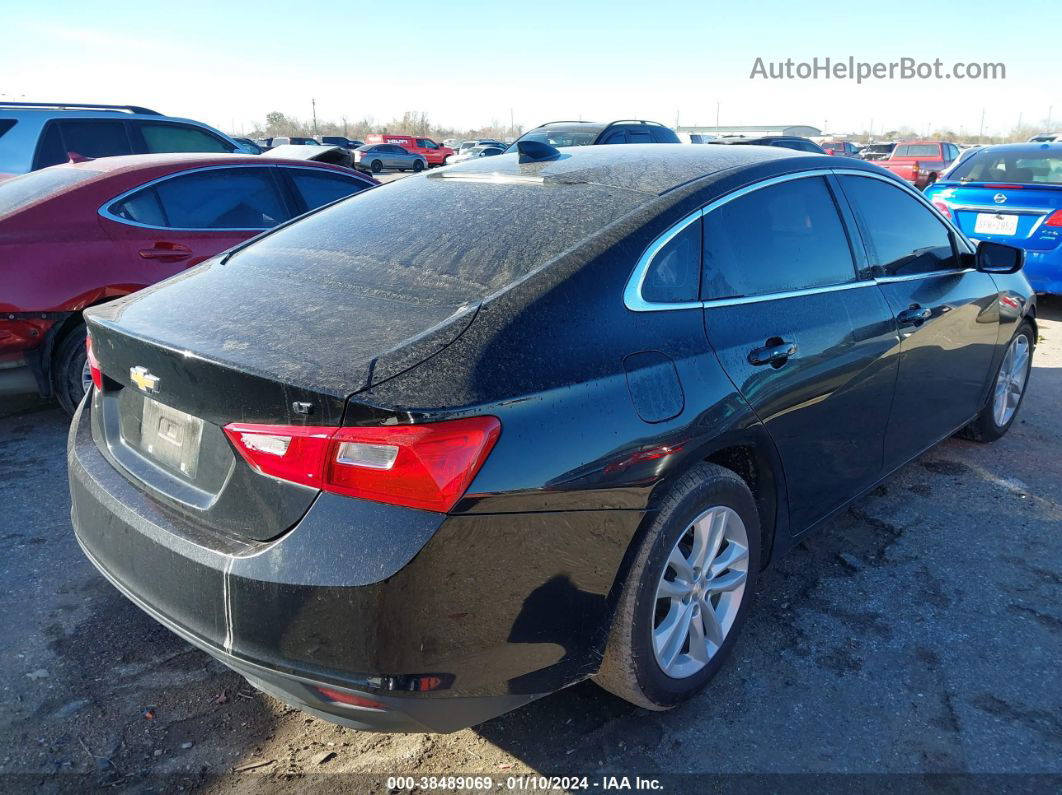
[[109, 187, 167, 226], [642, 219, 701, 303], [136, 122, 233, 154], [34, 123, 67, 168], [289, 169, 369, 210], [839, 175, 958, 276], [59, 120, 133, 160], [0, 120, 14, 139], [701, 176, 856, 300], [151, 167, 288, 229]]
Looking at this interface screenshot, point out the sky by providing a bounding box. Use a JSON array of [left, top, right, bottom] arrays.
[[3, 0, 1059, 137]]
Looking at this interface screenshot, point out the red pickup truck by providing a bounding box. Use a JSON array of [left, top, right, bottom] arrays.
[[878, 141, 961, 188]]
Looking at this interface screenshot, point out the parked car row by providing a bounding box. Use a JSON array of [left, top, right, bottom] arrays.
[[0, 152, 376, 410]]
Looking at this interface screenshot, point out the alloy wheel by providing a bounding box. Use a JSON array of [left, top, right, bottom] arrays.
[[993, 333, 1031, 427], [81, 359, 93, 395], [652, 506, 749, 679]]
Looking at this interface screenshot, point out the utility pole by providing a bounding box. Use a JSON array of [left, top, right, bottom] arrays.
[[311, 98, 319, 136], [342, 115, 348, 136], [1049, 105, 1055, 130], [510, 108, 514, 140], [978, 107, 985, 141], [715, 102, 720, 128]]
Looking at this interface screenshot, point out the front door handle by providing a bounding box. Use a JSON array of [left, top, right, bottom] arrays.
[[748, 339, 798, 367], [897, 304, 932, 325], [138, 243, 192, 263]]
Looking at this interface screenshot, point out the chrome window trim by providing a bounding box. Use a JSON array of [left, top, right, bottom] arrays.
[[702, 279, 876, 308], [624, 167, 975, 313], [97, 163, 370, 232]]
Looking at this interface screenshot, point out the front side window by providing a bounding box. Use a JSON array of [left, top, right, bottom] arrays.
[[137, 122, 232, 153], [839, 175, 959, 277], [701, 176, 857, 300], [642, 218, 701, 303], [150, 167, 288, 229]]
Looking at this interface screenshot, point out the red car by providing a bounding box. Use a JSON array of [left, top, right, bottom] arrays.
[[0, 153, 376, 412], [878, 141, 961, 188]]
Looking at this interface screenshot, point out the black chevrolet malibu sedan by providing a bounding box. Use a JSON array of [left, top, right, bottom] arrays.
[[69, 144, 1035, 732]]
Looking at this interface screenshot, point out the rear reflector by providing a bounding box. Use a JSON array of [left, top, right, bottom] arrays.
[[314, 687, 386, 710], [85, 335, 103, 391], [1046, 210, 1062, 227], [223, 416, 501, 512]]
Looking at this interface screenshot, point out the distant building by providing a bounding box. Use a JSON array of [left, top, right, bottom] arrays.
[[676, 124, 822, 140]]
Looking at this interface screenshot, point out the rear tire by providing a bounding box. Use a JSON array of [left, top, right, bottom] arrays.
[[413, 160, 425, 172], [370, 160, 383, 174], [53, 324, 89, 415], [594, 463, 760, 709], [962, 321, 1034, 443]]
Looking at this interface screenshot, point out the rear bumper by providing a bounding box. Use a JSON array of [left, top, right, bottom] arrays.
[[1024, 249, 1062, 295], [68, 396, 640, 730], [75, 533, 535, 732]]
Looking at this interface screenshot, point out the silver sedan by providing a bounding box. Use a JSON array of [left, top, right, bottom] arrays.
[[353, 144, 427, 174]]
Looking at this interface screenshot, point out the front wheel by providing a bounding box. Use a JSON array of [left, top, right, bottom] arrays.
[[963, 321, 1034, 442], [594, 463, 760, 709], [54, 324, 89, 415], [370, 160, 383, 174]]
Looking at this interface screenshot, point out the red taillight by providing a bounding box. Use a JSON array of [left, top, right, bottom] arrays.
[[932, 200, 953, 220], [314, 687, 386, 710], [223, 416, 501, 513], [1045, 209, 1062, 227], [85, 335, 103, 391]]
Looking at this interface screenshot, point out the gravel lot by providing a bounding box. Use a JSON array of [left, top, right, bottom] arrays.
[[1, 297, 1059, 792]]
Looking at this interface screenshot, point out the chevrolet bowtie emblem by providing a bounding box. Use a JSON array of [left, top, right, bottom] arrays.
[[130, 366, 160, 393]]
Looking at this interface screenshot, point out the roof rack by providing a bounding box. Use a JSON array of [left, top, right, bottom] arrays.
[[534, 120, 590, 127], [603, 120, 667, 128], [0, 102, 162, 115]]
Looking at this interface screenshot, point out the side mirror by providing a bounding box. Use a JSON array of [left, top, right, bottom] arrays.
[[975, 241, 1024, 274]]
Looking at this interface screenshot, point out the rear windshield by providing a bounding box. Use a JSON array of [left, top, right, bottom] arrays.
[[518, 127, 604, 148], [866, 144, 895, 152], [951, 151, 1062, 185], [894, 144, 940, 157], [227, 173, 647, 306], [0, 166, 101, 218]]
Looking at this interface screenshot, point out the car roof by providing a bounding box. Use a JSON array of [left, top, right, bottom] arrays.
[[963, 142, 1062, 154], [432, 143, 847, 196], [42, 152, 359, 179]]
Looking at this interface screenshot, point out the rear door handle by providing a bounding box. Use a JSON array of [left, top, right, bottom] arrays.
[[138, 243, 192, 263], [897, 304, 932, 325], [748, 339, 798, 367]]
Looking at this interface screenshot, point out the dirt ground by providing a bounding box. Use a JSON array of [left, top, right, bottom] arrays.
[[1, 298, 1060, 792]]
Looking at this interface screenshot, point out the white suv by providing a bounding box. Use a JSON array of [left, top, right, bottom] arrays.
[[0, 102, 252, 175]]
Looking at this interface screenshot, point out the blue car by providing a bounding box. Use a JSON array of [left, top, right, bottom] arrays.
[[925, 143, 1062, 294]]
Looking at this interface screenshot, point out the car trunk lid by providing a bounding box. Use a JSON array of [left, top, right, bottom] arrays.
[[85, 260, 476, 542]]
